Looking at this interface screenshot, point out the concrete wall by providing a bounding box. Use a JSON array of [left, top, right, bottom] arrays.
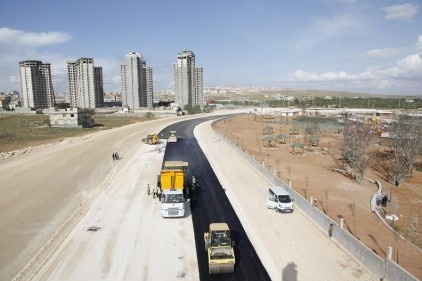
[[212, 117, 419, 281]]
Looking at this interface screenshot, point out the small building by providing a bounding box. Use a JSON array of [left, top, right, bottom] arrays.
[[0, 96, 11, 110], [49, 108, 95, 128]]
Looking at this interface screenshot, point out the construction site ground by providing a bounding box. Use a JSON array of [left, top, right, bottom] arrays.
[[213, 114, 422, 279], [0, 110, 419, 280], [0, 110, 378, 281]]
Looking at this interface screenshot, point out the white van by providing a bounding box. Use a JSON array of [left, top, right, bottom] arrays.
[[266, 186, 294, 213]]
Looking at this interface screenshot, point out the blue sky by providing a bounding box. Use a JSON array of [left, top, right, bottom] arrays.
[[0, 0, 421, 95]]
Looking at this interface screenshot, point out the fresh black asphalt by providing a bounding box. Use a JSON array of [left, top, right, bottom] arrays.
[[158, 116, 271, 281]]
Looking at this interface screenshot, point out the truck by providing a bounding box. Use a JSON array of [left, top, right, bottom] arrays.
[[158, 161, 189, 218], [204, 223, 235, 274], [167, 131, 177, 143]]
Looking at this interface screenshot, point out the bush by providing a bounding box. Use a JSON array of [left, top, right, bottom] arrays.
[[184, 105, 202, 114], [144, 112, 155, 119], [390, 223, 402, 233]]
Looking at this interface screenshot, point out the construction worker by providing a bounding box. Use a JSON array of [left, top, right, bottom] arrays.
[[192, 176, 196, 191], [157, 187, 162, 200], [153, 186, 158, 199], [146, 184, 150, 195]]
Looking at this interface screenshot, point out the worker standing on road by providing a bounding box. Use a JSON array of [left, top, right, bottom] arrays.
[[192, 176, 196, 191], [157, 187, 161, 200], [146, 184, 150, 195], [153, 186, 158, 199]]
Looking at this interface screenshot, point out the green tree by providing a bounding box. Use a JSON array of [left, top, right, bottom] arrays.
[[55, 102, 70, 109], [184, 104, 202, 114], [144, 112, 155, 119]]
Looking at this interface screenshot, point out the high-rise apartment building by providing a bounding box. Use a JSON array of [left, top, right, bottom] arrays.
[[19, 60, 55, 109], [67, 58, 103, 109], [120, 52, 153, 110], [174, 51, 203, 109], [94, 67, 104, 108], [145, 66, 153, 109]]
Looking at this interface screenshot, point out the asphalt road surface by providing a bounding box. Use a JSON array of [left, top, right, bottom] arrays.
[[161, 117, 271, 281]]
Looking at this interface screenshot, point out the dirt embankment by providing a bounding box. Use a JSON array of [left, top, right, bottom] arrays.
[[213, 114, 422, 279]]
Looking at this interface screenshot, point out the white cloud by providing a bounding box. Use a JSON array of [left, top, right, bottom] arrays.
[[0, 27, 72, 48], [0, 27, 73, 92], [417, 35, 422, 49], [112, 75, 121, 84], [355, 48, 402, 59], [285, 35, 422, 94], [287, 52, 422, 83], [382, 3, 418, 21], [287, 69, 355, 82], [393, 53, 422, 77], [94, 58, 122, 90]]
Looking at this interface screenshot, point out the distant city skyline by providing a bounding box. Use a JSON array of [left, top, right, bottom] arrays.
[[0, 0, 421, 96]]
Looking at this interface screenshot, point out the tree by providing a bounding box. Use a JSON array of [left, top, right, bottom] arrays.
[[184, 104, 202, 114], [348, 202, 357, 236], [305, 122, 320, 137], [409, 213, 419, 244], [341, 121, 379, 183], [390, 195, 400, 226], [390, 195, 401, 263], [144, 112, 155, 119], [80, 108, 96, 115], [55, 102, 70, 109], [387, 113, 422, 186]]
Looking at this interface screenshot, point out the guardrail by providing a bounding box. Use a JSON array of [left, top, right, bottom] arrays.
[[212, 118, 419, 281]]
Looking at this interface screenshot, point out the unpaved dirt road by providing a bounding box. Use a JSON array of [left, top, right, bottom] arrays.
[[0, 116, 189, 280], [0, 111, 377, 281]]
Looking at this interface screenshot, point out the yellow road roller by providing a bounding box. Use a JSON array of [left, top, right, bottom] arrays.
[[204, 222, 235, 274]]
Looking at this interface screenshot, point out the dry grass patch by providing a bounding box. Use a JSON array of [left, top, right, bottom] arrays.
[[0, 113, 149, 153]]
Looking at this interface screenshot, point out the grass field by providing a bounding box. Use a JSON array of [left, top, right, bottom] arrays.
[[0, 113, 149, 153]]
